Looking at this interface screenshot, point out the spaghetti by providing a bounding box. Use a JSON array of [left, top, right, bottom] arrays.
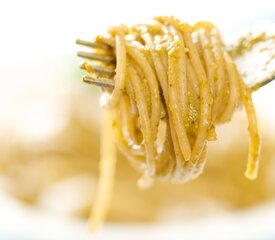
[[81, 16, 261, 229]]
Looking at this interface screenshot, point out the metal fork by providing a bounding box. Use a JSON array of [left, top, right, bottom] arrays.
[[76, 39, 116, 88], [76, 22, 275, 91]]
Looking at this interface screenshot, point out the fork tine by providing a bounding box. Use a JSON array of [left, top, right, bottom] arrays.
[[78, 51, 116, 63], [76, 39, 111, 50], [83, 75, 115, 88], [80, 62, 115, 76]]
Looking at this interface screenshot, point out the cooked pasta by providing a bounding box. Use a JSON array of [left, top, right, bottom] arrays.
[[80, 16, 261, 229]]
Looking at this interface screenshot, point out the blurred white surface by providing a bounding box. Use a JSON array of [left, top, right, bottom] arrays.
[[0, 191, 275, 240]]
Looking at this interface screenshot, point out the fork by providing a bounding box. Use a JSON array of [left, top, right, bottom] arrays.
[[76, 22, 275, 91], [76, 39, 116, 88]]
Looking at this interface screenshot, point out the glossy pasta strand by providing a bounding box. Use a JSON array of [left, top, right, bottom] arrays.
[[86, 17, 261, 230]]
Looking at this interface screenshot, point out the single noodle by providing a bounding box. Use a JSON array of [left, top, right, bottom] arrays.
[[81, 17, 261, 230]]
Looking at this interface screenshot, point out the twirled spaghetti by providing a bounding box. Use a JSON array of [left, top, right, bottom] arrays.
[[81, 16, 261, 229]]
